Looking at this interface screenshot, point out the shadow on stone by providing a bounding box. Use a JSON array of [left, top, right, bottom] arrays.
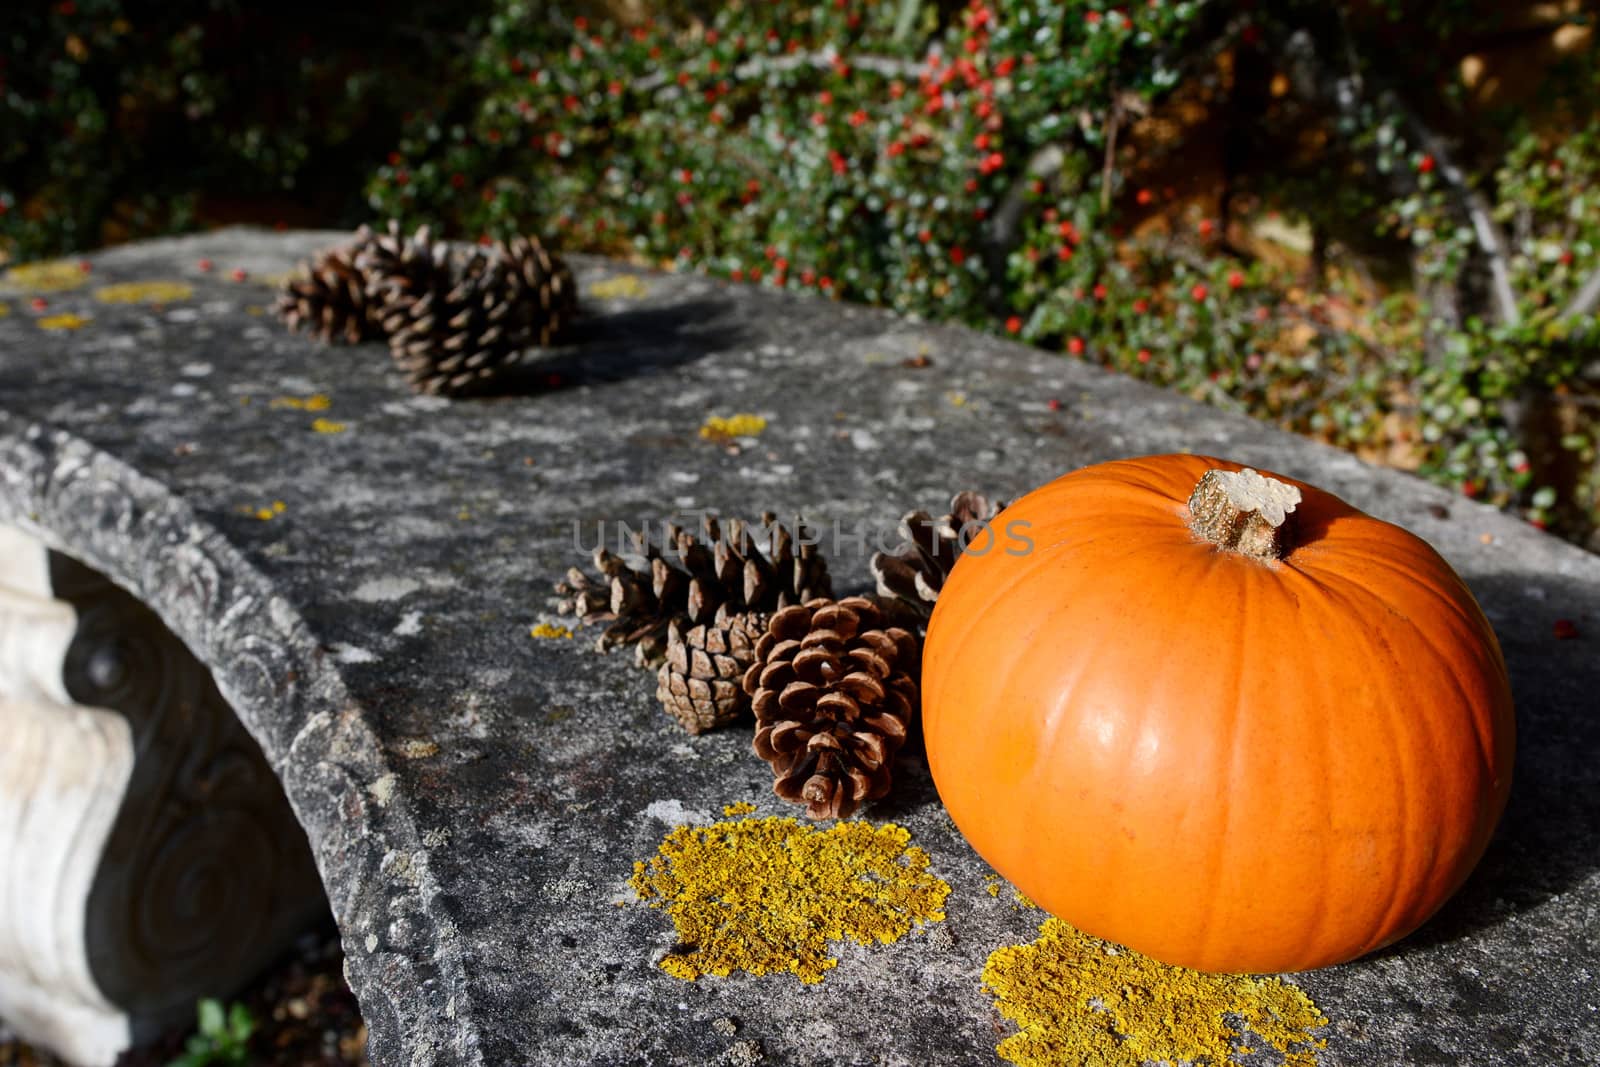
[[497, 298, 747, 394], [1373, 566, 1600, 960]]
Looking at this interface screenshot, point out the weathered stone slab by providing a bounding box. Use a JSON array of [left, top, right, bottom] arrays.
[[0, 229, 1595, 1065]]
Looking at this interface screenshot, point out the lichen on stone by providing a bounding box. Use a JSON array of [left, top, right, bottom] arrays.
[[631, 816, 950, 985], [699, 413, 767, 440], [722, 801, 756, 817], [982, 918, 1328, 1067], [3, 259, 89, 293], [272, 393, 333, 412], [93, 280, 194, 304], [588, 275, 649, 299], [312, 417, 348, 435], [530, 622, 574, 639], [37, 313, 89, 331]]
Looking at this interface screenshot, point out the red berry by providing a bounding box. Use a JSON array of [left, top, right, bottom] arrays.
[[230, 268, 248, 282], [1228, 271, 1244, 289], [30, 297, 47, 311], [77, 259, 92, 273], [1047, 398, 1063, 412], [1135, 189, 1152, 206], [1133, 298, 1149, 314], [1553, 619, 1579, 640], [1191, 284, 1209, 302], [1005, 315, 1022, 334], [1092, 284, 1107, 301], [1418, 154, 1436, 174], [197, 258, 214, 272], [1067, 337, 1085, 356], [1137, 348, 1151, 364], [1198, 218, 1215, 238]]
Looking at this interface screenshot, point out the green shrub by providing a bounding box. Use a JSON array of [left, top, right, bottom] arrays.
[[165, 999, 254, 1067], [1, 0, 486, 260], [369, 0, 1600, 543]]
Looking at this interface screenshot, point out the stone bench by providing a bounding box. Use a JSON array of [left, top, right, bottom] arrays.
[[0, 229, 1596, 1065]]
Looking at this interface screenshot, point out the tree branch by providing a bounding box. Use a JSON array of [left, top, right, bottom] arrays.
[[633, 50, 924, 94], [1403, 120, 1521, 327], [1280, 27, 1522, 328], [1561, 265, 1600, 322], [1099, 92, 1122, 214]]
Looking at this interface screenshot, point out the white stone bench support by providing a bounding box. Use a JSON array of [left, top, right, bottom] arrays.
[[0, 525, 325, 1066]]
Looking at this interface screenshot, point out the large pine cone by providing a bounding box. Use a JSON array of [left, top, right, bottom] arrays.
[[275, 229, 381, 344], [744, 597, 919, 820], [870, 491, 1005, 623], [554, 513, 832, 666], [361, 223, 579, 397], [655, 606, 769, 734]]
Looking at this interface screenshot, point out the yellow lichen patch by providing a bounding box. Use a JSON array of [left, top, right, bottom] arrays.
[[630, 816, 950, 985], [37, 313, 89, 331], [311, 418, 348, 435], [3, 260, 89, 293], [588, 275, 649, 299], [722, 801, 757, 817], [93, 281, 194, 304], [530, 622, 574, 639], [699, 413, 767, 440], [982, 918, 1328, 1067], [271, 394, 332, 412], [246, 501, 288, 522], [0, 302, 10, 317]]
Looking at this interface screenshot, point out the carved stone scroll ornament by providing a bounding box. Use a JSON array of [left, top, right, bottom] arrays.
[[0, 526, 326, 1066]]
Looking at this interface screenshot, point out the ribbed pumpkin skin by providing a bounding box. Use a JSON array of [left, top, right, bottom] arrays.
[[923, 454, 1515, 974]]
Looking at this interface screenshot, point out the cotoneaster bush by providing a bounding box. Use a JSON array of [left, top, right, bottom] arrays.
[[368, 1, 1600, 545]]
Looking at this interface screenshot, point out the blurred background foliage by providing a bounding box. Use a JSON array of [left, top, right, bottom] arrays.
[[4, 0, 1600, 548]]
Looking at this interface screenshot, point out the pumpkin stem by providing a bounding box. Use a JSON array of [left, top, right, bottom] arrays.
[[1187, 468, 1302, 561]]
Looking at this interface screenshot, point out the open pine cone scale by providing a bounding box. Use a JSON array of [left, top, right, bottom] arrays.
[[746, 596, 919, 819], [871, 491, 1006, 622]]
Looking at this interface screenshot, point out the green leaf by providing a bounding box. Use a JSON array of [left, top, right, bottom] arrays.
[[196, 999, 226, 1037]]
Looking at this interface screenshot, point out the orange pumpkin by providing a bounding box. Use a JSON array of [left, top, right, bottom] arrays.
[[923, 454, 1515, 973]]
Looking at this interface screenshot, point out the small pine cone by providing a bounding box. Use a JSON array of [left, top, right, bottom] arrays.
[[362, 224, 579, 397], [550, 514, 833, 666], [500, 234, 580, 345], [744, 597, 919, 820], [870, 491, 1005, 623], [655, 606, 769, 734], [275, 228, 381, 344]]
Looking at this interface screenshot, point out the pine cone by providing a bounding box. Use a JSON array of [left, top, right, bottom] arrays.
[[275, 228, 381, 344], [655, 606, 770, 734], [744, 597, 919, 820], [500, 234, 580, 346], [870, 491, 1005, 622], [363, 224, 579, 397], [553, 513, 832, 666]]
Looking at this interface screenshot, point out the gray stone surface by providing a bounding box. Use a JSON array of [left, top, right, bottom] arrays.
[[0, 228, 1596, 1066]]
